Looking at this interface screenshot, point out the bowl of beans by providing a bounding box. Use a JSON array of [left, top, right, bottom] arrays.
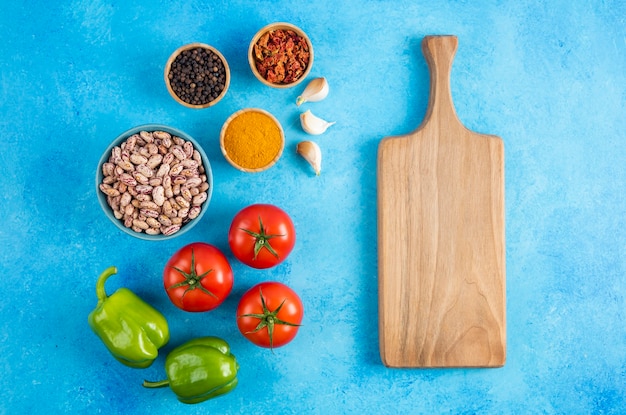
[[96, 124, 213, 240], [248, 23, 313, 88], [165, 43, 230, 108], [220, 108, 285, 172]]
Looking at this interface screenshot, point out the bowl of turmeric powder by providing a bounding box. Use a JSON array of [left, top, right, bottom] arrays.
[[220, 108, 285, 172]]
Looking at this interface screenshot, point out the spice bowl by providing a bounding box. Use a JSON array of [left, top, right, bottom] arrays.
[[248, 22, 314, 88], [220, 108, 285, 173], [96, 124, 213, 240], [165, 43, 230, 108]]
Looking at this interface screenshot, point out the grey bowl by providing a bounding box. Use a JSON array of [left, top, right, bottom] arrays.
[[96, 124, 213, 240]]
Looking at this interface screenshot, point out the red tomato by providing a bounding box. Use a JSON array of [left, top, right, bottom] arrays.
[[163, 242, 233, 312], [228, 204, 296, 269], [236, 282, 303, 349]]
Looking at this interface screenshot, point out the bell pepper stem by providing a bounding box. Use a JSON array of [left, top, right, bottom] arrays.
[[95, 266, 118, 303], [142, 379, 170, 388]]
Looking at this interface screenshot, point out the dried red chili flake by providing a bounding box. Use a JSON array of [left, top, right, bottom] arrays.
[[253, 29, 310, 85]]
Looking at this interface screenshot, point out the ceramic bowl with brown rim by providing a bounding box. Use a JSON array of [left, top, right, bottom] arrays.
[[248, 23, 314, 88], [165, 43, 230, 108], [220, 108, 285, 173]]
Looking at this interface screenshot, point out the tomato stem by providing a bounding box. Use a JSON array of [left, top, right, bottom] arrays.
[[239, 288, 301, 350], [239, 216, 284, 260], [167, 249, 217, 299]]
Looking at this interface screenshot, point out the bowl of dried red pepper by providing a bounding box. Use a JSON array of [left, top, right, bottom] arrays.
[[248, 22, 314, 88]]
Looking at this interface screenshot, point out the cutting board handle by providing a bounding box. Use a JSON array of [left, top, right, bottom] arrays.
[[422, 35, 459, 125]]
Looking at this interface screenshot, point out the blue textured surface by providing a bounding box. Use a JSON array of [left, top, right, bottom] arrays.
[[1, 1, 625, 414]]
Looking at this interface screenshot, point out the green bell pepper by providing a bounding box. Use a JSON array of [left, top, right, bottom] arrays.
[[143, 336, 239, 404], [88, 266, 170, 368]]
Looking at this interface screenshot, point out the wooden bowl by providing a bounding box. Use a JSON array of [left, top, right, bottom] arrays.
[[248, 23, 314, 89], [220, 108, 285, 173], [164, 43, 230, 108]]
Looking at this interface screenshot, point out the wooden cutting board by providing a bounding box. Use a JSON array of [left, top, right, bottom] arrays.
[[377, 35, 506, 368]]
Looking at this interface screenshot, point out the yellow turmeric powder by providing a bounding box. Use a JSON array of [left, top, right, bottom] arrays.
[[222, 110, 283, 170]]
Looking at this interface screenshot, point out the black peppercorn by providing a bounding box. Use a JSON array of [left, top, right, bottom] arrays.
[[168, 46, 227, 106]]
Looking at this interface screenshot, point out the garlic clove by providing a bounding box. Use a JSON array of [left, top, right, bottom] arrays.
[[296, 141, 322, 175], [300, 109, 336, 135], [296, 77, 329, 106]]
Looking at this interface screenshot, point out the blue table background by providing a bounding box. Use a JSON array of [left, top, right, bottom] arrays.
[[1, 1, 625, 414]]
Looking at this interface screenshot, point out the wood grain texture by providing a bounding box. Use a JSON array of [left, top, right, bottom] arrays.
[[377, 36, 506, 368]]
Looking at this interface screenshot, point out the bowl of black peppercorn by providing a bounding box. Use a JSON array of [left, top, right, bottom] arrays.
[[165, 43, 230, 108]]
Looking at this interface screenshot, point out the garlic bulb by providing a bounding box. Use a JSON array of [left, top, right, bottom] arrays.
[[300, 110, 335, 135], [296, 141, 322, 175], [296, 77, 329, 106]]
